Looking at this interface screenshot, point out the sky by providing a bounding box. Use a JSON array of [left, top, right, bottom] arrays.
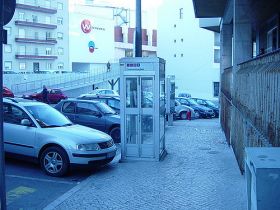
[[79, 0, 163, 10]]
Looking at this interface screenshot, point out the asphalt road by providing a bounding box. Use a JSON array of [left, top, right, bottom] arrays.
[[5, 144, 121, 209]]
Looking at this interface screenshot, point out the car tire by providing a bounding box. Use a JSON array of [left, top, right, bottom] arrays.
[[40, 146, 69, 177], [110, 127, 121, 143], [180, 112, 188, 120]]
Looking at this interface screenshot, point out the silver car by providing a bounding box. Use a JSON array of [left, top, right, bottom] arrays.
[[3, 98, 117, 177], [175, 100, 198, 120]]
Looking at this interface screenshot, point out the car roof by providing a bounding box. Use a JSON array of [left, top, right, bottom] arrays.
[[3, 97, 46, 106], [81, 95, 119, 99], [61, 98, 99, 104]]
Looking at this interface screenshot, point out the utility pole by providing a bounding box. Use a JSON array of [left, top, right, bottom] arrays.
[[135, 0, 142, 57], [0, 0, 6, 208]]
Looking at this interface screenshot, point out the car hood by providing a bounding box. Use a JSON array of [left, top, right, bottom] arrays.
[[46, 124, 111, 143], [104, 114, 120, 124]]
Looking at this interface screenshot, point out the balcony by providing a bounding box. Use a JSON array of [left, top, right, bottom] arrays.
[[15, 52, 58, 60], [16, 3, 57, 14], [15, 19, 57, 29], [15, 36, 57, 45]]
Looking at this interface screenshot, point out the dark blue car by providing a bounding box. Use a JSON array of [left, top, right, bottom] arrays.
[[55, 99, 121, 143]]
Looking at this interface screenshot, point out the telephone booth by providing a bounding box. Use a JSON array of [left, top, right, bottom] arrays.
[[166, 75, 175, 126], [120, 57, 166, 161]]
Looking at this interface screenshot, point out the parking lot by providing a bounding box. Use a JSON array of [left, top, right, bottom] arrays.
[[5, 144, 121, 209]]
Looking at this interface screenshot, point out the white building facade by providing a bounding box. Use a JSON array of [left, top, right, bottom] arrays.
[[157, 0, 220, 100], [3, 0, 69, 73]]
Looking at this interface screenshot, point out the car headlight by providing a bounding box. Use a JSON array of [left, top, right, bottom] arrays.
[[76, 143, 100, 151]]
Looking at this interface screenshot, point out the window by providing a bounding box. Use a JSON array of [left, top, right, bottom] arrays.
[[57, 18, 63, 25], [46, 63, 52, 70], [174, 39, 176, 43], [76, 102, 99, 116], [4, 27, 11, 35], [19, 63, 26, 70], [58, 47, 64, 55], [62, 102, 75, 114], [4, 61, 12, 70], [19, 46, 26, 55], [3, 103, 31, 126], [174, 54, 176, 57], [57, 2, 63, 10], [35, 48, 39, 55], [214, 49, 220, 63], [45, 16, 51, 24], [267, 27, 278, 53], [213, 82, 220, 97], [4, 44, 12, 53], [18, 28, 25, 38], [46, 32, 52, 39], [58, 63, 64, 70], [179, 8, 183, 19], [32, 15, 38, 23], [57, 32, 63, 40], [125, 49, 133, 57], [45, 0, 51, 8], [34, 32, 39, 39], [214, 33, 220, 46], [19, 12, 25, 20], [108, 99, 120, 110], [174, 24, 176, 28], [181, 53, 184, 57], [46, 48, 52, 55], [181, 38, 184, 42]]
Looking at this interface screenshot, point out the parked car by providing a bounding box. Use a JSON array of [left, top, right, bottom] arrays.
[[80, 89, 119, 98], [174, 100, 198, 120], [3, 86, 14, 98], [78, 95, 120, 114], [23, 88, 67, 104], [55, 99, 121, 143], [191, 98, 219, 118], [176, 97, 215, 118], [3, 98, 117, 177], [178, 93, 191, 98]]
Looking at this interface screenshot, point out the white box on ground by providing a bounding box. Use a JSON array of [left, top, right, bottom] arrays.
[[245, 147, 280, 210]]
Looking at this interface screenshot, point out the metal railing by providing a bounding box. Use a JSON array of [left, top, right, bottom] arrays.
[[11, 65, 120, 94]]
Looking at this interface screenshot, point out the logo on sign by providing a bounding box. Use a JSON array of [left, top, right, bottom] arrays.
[[81, 19, 92, 33], [88, 41, 95, 53]]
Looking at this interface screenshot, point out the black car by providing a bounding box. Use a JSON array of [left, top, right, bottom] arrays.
[[175, 97, 215, 118], [191, 98, 219, 118], [78, 95, 120, 114], [55, 99, 121, 143]]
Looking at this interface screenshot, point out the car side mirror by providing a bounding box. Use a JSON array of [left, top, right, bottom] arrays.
[[21, 119, 32, 126]]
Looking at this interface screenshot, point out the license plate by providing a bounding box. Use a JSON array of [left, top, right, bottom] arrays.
[[107, 151, 115, 158]]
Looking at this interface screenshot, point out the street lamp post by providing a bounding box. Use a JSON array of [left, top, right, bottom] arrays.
[[135, 0, 142, 57], [0, 0, 7, 208]]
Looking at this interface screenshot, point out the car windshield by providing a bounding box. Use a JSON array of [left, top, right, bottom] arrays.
[[187, 98, 198, 105], [95, 102, 116, 114], [24, 104, 73, 128], [206, 100, 217, 107]]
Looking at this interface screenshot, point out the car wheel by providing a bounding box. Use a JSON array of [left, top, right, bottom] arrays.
[[110, 127, 121, 143], [194, 111, 200, 118], [180, 112, 188, 120], [40, 146, 69, 177]]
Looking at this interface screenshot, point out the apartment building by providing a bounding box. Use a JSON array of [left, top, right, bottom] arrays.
[[158, 0, 220, 99], [3, 0, 69, 73]]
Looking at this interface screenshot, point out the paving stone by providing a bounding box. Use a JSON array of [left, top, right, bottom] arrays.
[[53, 119, 247, 210]]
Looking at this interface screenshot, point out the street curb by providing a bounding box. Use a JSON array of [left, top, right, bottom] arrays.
[[43, 175, 93, 210], [43, 153, 121, 210]]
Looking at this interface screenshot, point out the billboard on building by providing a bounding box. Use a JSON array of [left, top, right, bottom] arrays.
[[69, 13, 115, 64]]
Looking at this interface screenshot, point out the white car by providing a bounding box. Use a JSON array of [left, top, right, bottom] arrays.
[[3, 98, 117, 177], [79, 89, 119, 98]]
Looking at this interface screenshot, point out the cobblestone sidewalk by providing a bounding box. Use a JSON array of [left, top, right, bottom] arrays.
[[46, 119, 247, 210]]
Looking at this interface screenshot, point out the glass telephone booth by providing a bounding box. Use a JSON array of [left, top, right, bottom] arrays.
[[120, 57, 166, 161]]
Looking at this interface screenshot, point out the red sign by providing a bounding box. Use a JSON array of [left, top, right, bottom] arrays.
[[81, 19, 92, 33]]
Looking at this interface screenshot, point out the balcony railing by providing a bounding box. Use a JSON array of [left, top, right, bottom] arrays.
[[16, 3, 57, 14], [15, 19, 57, 29], [15, 52, 58, 60], [15, 36, 57, 45]]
